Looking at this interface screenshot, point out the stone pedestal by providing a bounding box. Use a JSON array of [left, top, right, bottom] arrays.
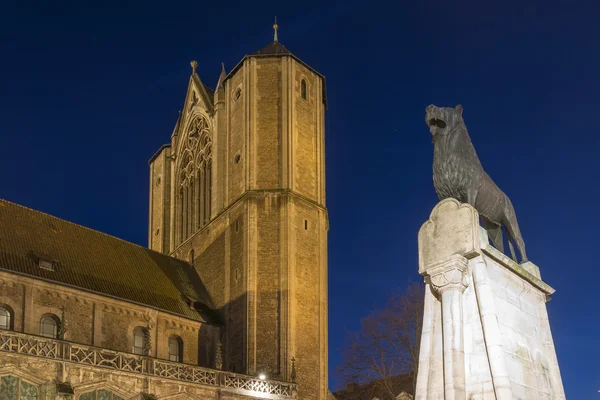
[[415, 199, 565, 400]]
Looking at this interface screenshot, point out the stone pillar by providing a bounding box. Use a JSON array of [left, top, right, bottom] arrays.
[[427, 255, 468, 400], [470, 255, 513, 399]]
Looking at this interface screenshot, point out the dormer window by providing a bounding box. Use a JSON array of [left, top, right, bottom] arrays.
[[39, 258, 55, 271]]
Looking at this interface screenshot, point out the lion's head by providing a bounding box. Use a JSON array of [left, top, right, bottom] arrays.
[[425, 104, 464, 143]]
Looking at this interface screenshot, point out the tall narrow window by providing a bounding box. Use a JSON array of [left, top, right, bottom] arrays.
[[301, 79, 307, 100], [207, 160, 212, 221], [168, 335, 183, 362], [203, 162, 209, 224], [178, 116, 212, 244], [132, 327, 147, 355], [39, 314, 60, 339], [179, 187, 184, 243], [197, 167, 204, 227], [0, 305, 13, 330]]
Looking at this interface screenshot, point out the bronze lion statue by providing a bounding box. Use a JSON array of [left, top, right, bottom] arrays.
[[425, 104, 528, 263]]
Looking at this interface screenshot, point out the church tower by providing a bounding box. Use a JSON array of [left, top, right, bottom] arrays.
[[148, 23, 328, 400]]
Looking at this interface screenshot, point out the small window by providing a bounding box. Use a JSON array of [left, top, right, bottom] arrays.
[[301, 79, 307, 100], [234, 87, 242, 102], [0, 305, 13, 330], [38, 258, 55, 271], [234, 153, 241, 164], [39, 314, 60, 339], [304, 220, 308, 230], [235, 220, 239, 232], [168, 335, 183, 362], [132, 327, 148, 355]]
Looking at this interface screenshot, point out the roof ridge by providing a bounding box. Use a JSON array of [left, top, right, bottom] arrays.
[[0, 198, 188, 266]]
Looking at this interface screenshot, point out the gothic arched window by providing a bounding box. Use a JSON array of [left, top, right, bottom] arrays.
[[0, 305, 13, 330], [168, 335, 183, 362], [39, 314, 60, 339], [132, 326, 148, 355], [177, 116, 212, 244]]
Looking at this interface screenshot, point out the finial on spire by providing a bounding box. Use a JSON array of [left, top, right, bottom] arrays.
[[273, 16, 279, 42], [190, 60, 198, 75], [221, 62, 225, 72]]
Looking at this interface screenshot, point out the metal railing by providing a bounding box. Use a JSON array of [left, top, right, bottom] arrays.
[[0, 330, 296, 398]]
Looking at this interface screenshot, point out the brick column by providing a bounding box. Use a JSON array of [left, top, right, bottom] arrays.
[[427, 255, 468, 400]]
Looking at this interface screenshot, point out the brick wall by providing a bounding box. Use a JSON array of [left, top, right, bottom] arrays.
[[255, 59, 281, 189]]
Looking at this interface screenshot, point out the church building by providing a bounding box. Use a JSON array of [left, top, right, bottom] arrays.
[[0, 24, 329, 400]]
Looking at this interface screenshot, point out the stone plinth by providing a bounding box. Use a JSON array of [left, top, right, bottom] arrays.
[[415, 199, 565, 400]]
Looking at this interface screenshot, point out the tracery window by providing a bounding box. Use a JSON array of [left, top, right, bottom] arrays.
[[0, 376, 38, 400], [168, 335, 183, 362], [79, 389, 124, 400], [0, 305, 13, 330], [178, 115, 212, 244], [39, 314, 60, 339]]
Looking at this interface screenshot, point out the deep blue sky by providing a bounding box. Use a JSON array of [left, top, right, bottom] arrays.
[[2, 0, 599, 397]]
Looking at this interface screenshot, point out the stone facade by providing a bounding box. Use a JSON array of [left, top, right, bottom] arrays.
[[415, 199, 565, 400], [0, 37, 324, 400], [148, 40, 328, 400], [0, 265, 296, 400]]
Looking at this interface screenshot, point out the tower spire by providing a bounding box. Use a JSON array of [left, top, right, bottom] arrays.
[[273, 16, 279, 42]]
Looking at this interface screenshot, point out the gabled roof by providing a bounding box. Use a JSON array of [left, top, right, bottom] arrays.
[[191, 74, 214, 112], [0, 199, 218, 323]]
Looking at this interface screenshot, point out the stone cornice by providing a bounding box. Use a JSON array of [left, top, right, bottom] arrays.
[[171, 188, 329, 255]]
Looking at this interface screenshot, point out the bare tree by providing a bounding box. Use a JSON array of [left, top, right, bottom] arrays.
[[337, 282, 424, 399]]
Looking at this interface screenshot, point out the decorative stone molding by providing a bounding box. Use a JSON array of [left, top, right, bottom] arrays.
[[0, 330, 297, 399], [418, 198, 480, 274], [425, 255, 469, 295]]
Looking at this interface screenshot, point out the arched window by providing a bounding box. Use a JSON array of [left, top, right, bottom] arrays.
[[0, 375, 39, 400], [39, 314, 60, 339], [0, 305, 13, 330], [301, 79, 307, 100], [79, 389, 124, 400], [177, 116, 212, 244], [168, 335, 183, 362], [132, 327, 148, 355]]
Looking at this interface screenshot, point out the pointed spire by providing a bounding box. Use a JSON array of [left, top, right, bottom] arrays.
[[216, 62, 226, 91], [190, 60, 198, 75], [273, 16, 279, 42]]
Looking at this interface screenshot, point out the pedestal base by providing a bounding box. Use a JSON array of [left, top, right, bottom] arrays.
[[416, 199, 565, 400]]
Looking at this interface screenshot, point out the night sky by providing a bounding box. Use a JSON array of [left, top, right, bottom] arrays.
[[2, 1, 599, 397]]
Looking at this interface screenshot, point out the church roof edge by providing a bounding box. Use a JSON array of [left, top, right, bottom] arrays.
[[0, 198, 219, 324], [223, 41, 328, 109], [148, 144, 171, 165]]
